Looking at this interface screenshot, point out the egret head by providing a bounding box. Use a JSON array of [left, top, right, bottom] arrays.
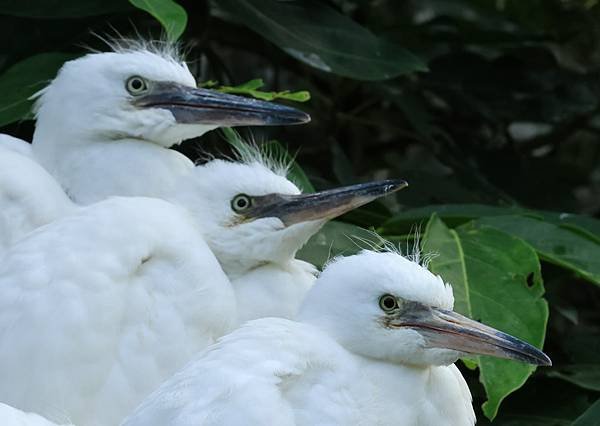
[[32, 42, 309, 150], [176, 155, 406, 278], [298, 250, 551, 368]]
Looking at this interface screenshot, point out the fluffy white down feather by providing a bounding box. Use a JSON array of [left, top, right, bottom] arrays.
[[0, 197, 235, 426], [0, 143, 74, 252], [0, 134, 32, 156], [122, 319, 474, 426], [0, 403, 73, 426]]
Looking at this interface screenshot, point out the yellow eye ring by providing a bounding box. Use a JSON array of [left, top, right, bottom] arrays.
[[379, 294, 398, 312], [231, 194, 252, 212], [126, 76, 148, 95]]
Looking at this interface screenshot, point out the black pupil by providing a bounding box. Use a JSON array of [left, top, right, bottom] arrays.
[[236, 198, 248, 209], [131, 79, 143, 90], [383, 297, 395, 309]]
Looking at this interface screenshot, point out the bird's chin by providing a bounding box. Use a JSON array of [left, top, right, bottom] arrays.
[[159, 122, 219, 145], [420, 348, 463, 366], [262, 220, 326, 264], [282, 220, 326, 247]]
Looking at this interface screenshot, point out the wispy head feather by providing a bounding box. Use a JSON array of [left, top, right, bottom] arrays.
[[90, 32, 187, 64], [344, 227, 438, 269], [221, 129, 293, 178]]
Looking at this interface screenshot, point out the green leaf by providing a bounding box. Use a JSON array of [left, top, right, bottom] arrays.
[[476, 376, 593, 426], [215, 79, 311, 102], [0, 53, 77, 127], [461, 357, 478, 370], [129, 0, 187, 41], [547, 364, 600, 392], [572, 399, 600, 426], [297, 221, 380, 268], [538, 212, 600, 245], [381, 205, 600, 286], [476, 215, 600, 285], [217, 0, 426, 80], [224, 78, 264, 91], [422, 214, 548, 419], [381, 204, 532, 235], [545, 331, 600, 392], [0, 0, 131, 18]]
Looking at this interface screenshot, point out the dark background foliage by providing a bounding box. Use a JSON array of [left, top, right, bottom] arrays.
[[1, 0, 600, 423]]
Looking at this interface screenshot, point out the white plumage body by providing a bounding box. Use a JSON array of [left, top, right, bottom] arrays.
[[0, 197, 235, 426], [0, 134, 33, 156], [123, 251, 477, 426], [122, 319, 474, 426], [231, 260, 317, 324], [0, 403, 73, 426], [0, 142, 73, 251]]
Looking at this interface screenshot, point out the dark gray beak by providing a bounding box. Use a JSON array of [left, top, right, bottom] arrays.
[[133, 81, 310, 126], [386, 301, 551, 366], [242, 179, 408, 226]]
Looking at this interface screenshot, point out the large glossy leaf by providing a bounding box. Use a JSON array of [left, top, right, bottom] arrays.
[[538, 212, 600, 245], [380, 204, 533, 234], [297, 221, 380, 268], [422, 215, 548, 419], [547, 364, 600, 392], [216, 0, 426, 80], [476, 215, 600, 285], [0, 0, 130, 18], [546, 330, 600, 392], [129, 0, 187, 41], [0, 53, 76, 127], [572, 399, 600, 426], [381, 204, 600, 239], [477, 377, 593, 426]]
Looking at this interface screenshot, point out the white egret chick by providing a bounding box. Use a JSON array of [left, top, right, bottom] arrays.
[[168, 151, 408, 322], [123, 250, 551, 426], [0, 403, 73, 426], [30, 41, 309, 204], [0, 197, 234, 426]]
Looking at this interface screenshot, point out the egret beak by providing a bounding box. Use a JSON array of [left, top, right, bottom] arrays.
[[386, 302, 551, 366], [133, 82, 310, 126], [243, 179, 408, 226]]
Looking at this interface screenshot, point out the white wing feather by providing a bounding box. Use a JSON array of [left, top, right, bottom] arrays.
[[0, 134, 32, 156], [123, 318, 358, 426], [0, 197, 235, 426], [0, 403, 73, 426], [0, 145, 73, 251]]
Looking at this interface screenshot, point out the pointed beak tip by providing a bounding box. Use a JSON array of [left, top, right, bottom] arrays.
[[387, 179, 409, 193], [539, 353, 552, 367], [267, 108, 310, 126], [297, 111, 312, 124]]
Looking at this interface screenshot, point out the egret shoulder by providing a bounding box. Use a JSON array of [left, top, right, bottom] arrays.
[[0, 403, 73, 426], [0, 146, 74, 251], [122, 318, 358, 426], [0, 134, 32, 156]]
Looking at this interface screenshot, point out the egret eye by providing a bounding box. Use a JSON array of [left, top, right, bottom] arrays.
[[231, 194, 252, 213], [126, 76, 148, 95], [379, 294, 398, 312]]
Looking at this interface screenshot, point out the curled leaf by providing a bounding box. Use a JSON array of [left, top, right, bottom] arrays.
[[200, 79, 310, 103]]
